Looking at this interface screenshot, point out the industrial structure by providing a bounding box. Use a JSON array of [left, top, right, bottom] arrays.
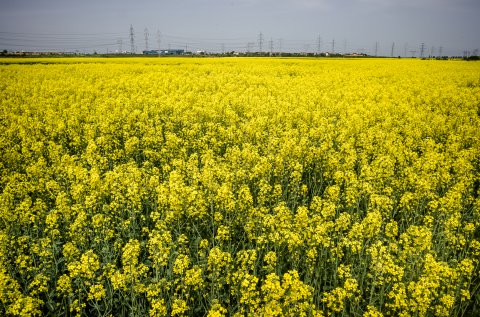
[[142, 49, 185, 55]]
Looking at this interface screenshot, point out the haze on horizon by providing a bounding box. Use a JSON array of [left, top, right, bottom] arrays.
[[1, 0, 479, 56]]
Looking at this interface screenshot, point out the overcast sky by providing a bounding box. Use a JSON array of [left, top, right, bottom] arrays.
[[1, 0, 479, 56]]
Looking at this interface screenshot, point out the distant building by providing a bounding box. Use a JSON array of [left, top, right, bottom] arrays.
[[160, 49, 185, 55], [143, 49, 185, 56], [344, 53, 367, 57], [143, 50, 160, 55]]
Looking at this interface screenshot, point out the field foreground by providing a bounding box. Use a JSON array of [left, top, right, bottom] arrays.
[[1, 57, 480, 316]]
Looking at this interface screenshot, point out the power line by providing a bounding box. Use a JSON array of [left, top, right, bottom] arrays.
[[0, 31, 124, 37], [0, 29, 463, 56], [391, 42, 395, 57], [0, 41, 118, 51], [0, 35, 128, 43], [159, 33, 249, 41]]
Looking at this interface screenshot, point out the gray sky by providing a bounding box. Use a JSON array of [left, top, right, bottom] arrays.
[[1, 0, 479, 56]]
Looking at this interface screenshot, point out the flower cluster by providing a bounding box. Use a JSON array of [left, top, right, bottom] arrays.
[[0, 57, 479, 316]]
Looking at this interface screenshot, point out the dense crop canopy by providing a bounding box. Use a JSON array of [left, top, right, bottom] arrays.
[[0, 57, 479, 316]]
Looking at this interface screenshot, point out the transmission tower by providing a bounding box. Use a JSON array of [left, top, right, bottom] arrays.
[[129, 25, 135, 54], [317, 35, 321, 54], [156, 30, 162, 51], [144, 28, 149, 51], [391, 42, 395, 57], [277, 38, 283, 56], [247, 42, 254, 53], [331, 39, 335, 53], [304, 44, 311, 54], [269, 38, 274, 55], [375, 42, 378, 56], [258, 32, 264, 52], [420, 43, 425, 58], [117, 39, 123, 53]]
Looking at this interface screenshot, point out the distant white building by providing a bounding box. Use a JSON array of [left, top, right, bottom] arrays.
[[143, 49, 185, 55]]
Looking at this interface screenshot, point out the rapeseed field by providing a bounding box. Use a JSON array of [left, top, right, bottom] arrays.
[[0, 57, 479, 316]]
